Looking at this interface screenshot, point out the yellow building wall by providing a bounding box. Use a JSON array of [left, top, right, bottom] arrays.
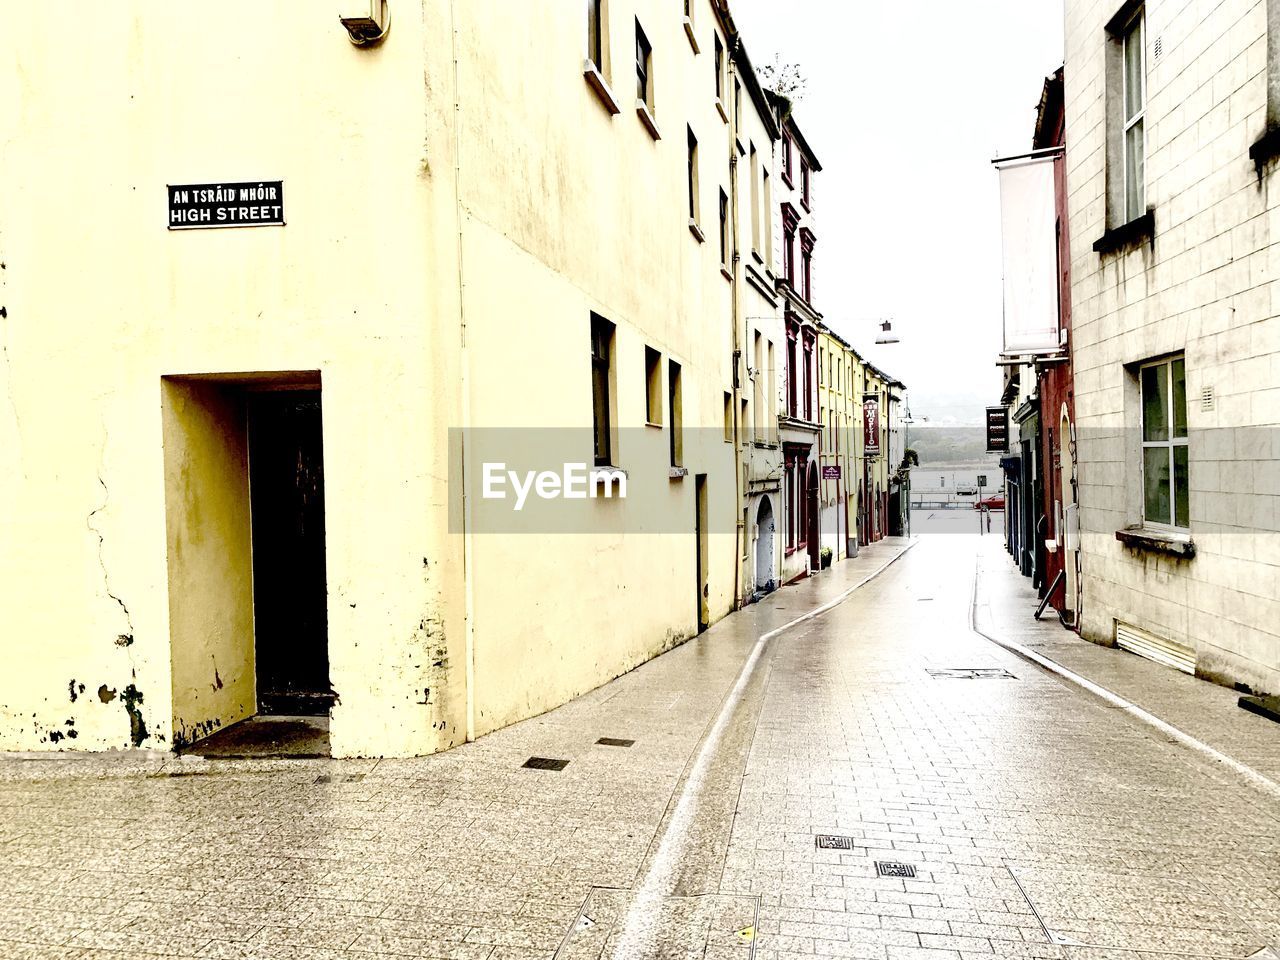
[[3, 0, 749, 756], [0, 2, 468, 755], [454, 0, 740, 735]]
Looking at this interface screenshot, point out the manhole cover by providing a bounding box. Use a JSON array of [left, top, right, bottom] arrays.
[[596, 737, 635, 747], [815, 834, 856, 850], [523, 756, 569, 771], [875, 861, 917, 878], [927, 667, 1017, 679]]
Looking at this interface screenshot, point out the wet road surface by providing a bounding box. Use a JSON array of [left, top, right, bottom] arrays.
[[2, 535, 1278, 960]]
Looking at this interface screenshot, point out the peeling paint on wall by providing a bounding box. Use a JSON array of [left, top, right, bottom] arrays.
[[120, 683, 148, 747]]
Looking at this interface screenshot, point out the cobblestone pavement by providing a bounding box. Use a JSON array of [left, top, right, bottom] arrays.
[[2, 535, 1279, 960]]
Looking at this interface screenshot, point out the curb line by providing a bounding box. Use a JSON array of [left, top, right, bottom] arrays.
[[608, 539, 919, 958], [969, 560, 1280, 805]]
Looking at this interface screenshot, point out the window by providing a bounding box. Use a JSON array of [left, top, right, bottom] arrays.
[[752, 331, 763, 440], [718, 189, 730, 268], [1121, 11, 1145, 222], [668, 359, 683, 467], [801, 243, 812, 301], [714, 34, 724, 103], [1140, 356, 1188, 528], [801, 161, 811, 209], [682, 0, 698, 53], [587, 0, 605, 72], [749, 144, 760, 253], [762, 170, 773, 269], [687, 127, 699, 224], [1105, 6, 1145, 227], [766, 340, 775, 437], [782, 134, 794, 183], [734, 79, 742, 125], [724, 391, 733, 442], [802, 331, 814, 421], [590, 314, 615, 466], [1268, 0, 1280, 127], [782, 222, 795, 283], [636, 20, 653, 108], [645, 346, 662, 425], [785, 317, 798, 417]]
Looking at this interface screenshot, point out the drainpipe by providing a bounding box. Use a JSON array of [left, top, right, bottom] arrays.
[[728, 39, 745, 607], [448, 0, 477, 743]]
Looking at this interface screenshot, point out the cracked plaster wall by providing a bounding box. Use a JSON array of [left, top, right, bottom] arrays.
[[0, 2, 469, 756]]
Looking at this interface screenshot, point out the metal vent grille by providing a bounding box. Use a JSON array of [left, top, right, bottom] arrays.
[[815, 834, 856, 850], [522, 756, 570, 771], [875, 861, 917, 878], [1201, 385, 1215, 411], [1153, 35, 1163, 60], [1116, 621, 1195, 674]]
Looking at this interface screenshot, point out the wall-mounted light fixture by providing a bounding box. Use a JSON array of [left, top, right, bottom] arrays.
[[340, 0, 390, 47]]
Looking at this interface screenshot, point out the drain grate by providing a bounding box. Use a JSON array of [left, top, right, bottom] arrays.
[[315, 773, 364, 784], [523, 756, 570, 771], [875, 861, 917, 878], [596, 737, 635, 747], [815, 834, 855, 850], [927, 667, 1017, 680]]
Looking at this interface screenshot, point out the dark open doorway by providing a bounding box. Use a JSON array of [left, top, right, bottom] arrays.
[[248, 391, 333, 716], [806, 461, 819, 571], [695, 473, 709, 633]]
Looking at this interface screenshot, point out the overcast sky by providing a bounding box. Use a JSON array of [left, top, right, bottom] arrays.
[[730, 0, 1065, 426]]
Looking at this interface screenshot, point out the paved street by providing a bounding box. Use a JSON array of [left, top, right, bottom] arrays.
[[3, 534, 1280, 960], [908, 509, 1005, 538]]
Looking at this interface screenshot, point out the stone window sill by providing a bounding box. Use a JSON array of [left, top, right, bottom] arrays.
[[669, 466, 688, 480], [683, 16, 699, 54], [689, 219, 705, 243], [1093, 209, 1154, 255], [636, 100, 661, 140], [720, 265, 733, 282], [583, 61, 620, 116], [1249, 123, 1280, 168], [716, 99, 729, 124], [1115, 525, 1195, 558]]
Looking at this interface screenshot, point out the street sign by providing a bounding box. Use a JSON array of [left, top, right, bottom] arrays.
[[863, 397, 881, 456], [977, 475, 987, 487], [986, 406, 1009, 453], [822, 465, 841, 480], [168, 180, 285, 229]]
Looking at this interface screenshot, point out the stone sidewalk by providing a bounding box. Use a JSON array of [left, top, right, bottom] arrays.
[[0, 540, 913, 960], [3, 534, 1280, 960], [971, 536, 1280, 785]]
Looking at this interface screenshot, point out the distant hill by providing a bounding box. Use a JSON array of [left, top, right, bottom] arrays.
[[908, 427, 999, 466]]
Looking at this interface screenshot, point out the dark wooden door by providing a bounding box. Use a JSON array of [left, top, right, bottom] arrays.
[[806, 462, 820, 570], [248, 391, 332, 716]]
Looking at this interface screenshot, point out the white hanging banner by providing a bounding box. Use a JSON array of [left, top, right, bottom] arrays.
[[996, 156, 1060, 355]]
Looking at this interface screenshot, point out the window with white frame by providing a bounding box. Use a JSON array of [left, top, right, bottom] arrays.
[[1140, 355, 1188, 528], [1121, 10, 1145, 222]]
